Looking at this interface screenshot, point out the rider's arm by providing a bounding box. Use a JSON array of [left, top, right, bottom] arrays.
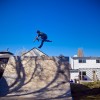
[[33, 36, 39, 42]]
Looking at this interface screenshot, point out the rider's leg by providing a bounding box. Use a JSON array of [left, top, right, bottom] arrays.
[[38, 40, 45, 48], [45, 40, 52, 42]]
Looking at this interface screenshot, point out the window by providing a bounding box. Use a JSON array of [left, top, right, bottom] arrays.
[[79, 59, 82, 63], [83, 59, 86, 63], [79, 59, 86, 63], [0, 58, 8, 63], [79, 71, 86, 80], [96, 60, 100, 63], [82, 71, 86, 75]]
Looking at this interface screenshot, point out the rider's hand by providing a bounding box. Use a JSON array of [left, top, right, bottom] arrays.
[[36, 37, 39, 41]]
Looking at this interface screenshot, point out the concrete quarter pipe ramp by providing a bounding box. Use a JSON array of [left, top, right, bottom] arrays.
[[0, 55, 72, 100]]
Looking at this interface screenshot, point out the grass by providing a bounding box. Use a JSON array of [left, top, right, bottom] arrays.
[[82, 81, 100, 89], [70, 81, 100, 100]]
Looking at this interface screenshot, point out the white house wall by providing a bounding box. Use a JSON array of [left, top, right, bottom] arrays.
[[72, 59, 100, 69], [79, 68, 100, 81], [70, 72, 79, 80], [70, 57, 74, 69]]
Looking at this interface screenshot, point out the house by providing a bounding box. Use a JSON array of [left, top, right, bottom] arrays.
[[70, 56, 100, 82], [0, 51, 13, 78], [22, 47, 48, 57], [0, 51, 13, 65], [0, 51, 13, 58]]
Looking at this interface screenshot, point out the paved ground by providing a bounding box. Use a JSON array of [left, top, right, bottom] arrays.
[[0, 77, 72, 100]]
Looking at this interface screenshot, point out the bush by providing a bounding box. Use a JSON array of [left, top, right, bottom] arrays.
[[82, 81, 100, 89]]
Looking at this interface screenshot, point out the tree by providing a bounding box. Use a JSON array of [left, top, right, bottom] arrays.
[[15, 47, 28, 56]]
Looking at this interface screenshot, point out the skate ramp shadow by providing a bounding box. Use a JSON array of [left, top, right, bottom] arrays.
[[0, 77, 9, 96]]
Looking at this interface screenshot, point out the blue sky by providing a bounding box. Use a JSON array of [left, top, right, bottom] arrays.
[[0, 0, 100, 56]]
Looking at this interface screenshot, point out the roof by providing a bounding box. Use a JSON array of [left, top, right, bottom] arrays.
[[71, 56, 100, 60], [70, 69, 79, 72], [0, 51, 13, 55], [22, 47, 48, 57], [0, 51, 13, 58]]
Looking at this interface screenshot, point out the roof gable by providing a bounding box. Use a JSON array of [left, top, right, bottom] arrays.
[[22, 47, 48, 57]]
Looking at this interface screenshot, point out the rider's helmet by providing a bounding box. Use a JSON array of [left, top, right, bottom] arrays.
[[37, 30, 40, 33]]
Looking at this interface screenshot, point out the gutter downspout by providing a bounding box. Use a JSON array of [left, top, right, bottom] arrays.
[[73, 58, 74, 69]]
